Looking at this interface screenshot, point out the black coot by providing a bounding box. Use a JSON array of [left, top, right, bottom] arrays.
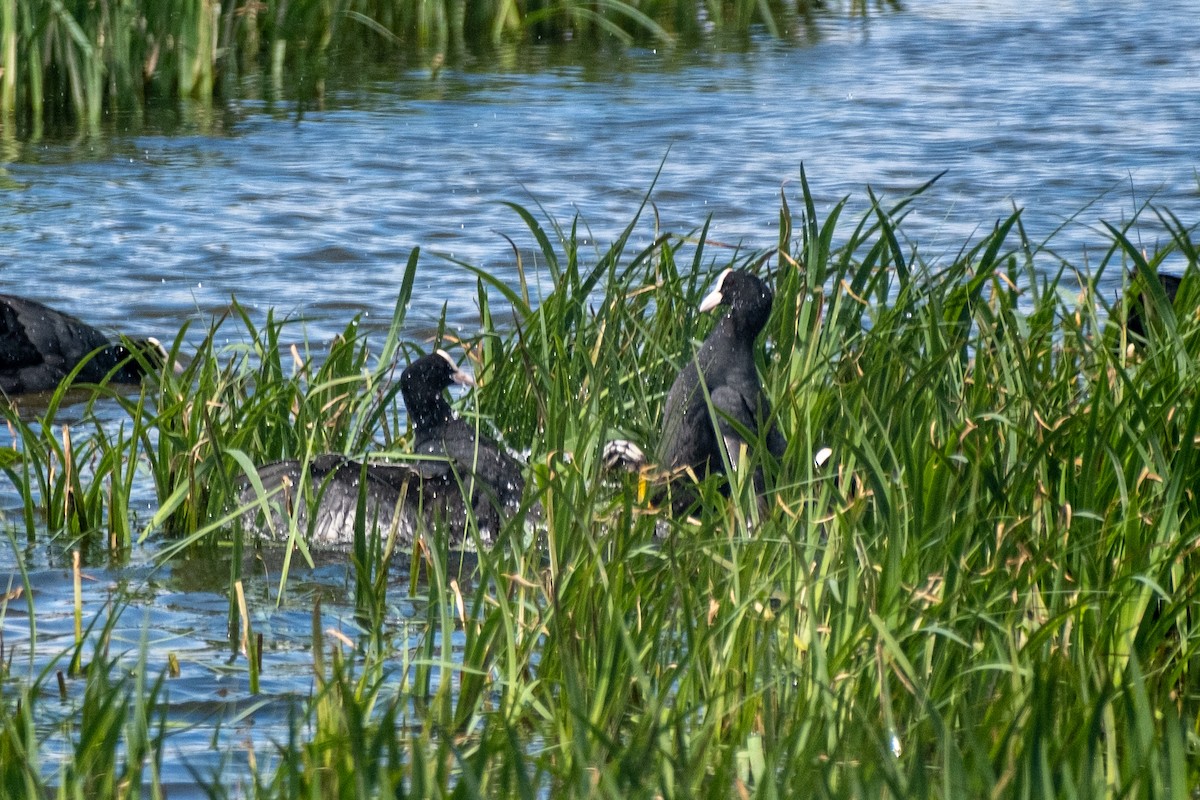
[[0, 294, 165, 395], [244, 350, 527, 548], [657, 268, 786, 475], [1125, 272, 1182, 341]]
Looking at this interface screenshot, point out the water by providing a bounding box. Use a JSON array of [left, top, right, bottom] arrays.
[[1, 0, 1198, 791], [3, 2, 1197, 347], [1, 540, 435, 793]]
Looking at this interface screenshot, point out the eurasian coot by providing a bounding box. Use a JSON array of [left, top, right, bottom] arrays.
[[656, 268, 787, 480], [243, 350, 527, 548], [601, 268, 788, 515], [0, 294, 166, 395]]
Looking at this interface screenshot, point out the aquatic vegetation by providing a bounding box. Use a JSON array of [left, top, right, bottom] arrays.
[[0, 0, 885, 137], [3, 178, 1200, 796]]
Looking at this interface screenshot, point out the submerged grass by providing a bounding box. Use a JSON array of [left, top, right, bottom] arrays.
[[3, 176, 1200, 796]]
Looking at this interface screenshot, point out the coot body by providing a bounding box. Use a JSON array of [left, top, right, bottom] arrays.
[[0, 294, 161, 395], [244, 350, 526, 548], [1125, 272, 1182, 340], [656, 268, 786, 481]]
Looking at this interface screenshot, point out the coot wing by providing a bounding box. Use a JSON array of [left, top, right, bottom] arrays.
[[243, 448, 520, 549], [423, 418, 526, 504], [245, 455, 426, 547], [656, 359, 703, 469], [709, 384, 769, 469]]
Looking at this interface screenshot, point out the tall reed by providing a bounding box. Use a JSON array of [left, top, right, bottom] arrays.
[[0, 0, 880, 137], [3, 179, 1198, 796]]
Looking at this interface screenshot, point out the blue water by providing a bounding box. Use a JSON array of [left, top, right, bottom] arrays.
[[2, 1, 1197, 347], [1, 0, 1198, 792]]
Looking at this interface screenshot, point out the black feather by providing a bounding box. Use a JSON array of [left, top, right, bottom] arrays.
[[1125, 272, 1182, 341]]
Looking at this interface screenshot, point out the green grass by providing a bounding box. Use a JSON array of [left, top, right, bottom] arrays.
[[0, 578, 169, 800], [0, 0, 893, 137], [3, 177, 1200, 797]]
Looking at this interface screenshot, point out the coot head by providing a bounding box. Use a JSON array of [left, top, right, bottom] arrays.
[[698, 268, 775, 339], [400, 349, 476, 433]]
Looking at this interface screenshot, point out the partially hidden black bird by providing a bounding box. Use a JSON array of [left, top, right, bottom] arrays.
[[243, 350, 528, 549], [657, 268, 787, 479], [0, 294, 167, 396], [1125, 271, 1182, 341], [604, 268, 787, 513]]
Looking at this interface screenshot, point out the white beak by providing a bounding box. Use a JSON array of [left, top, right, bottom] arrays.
[[437, 348, 477, 387], [699, 268, 731, 313]]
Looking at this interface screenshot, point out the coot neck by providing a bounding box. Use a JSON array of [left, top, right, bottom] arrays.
[[102, 345, 147, 383], [406, 393, 455, 436]]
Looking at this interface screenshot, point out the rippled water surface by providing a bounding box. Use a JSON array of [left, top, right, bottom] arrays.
[[4, 1, 1198, 344], [1, 0, 1198, 792]]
